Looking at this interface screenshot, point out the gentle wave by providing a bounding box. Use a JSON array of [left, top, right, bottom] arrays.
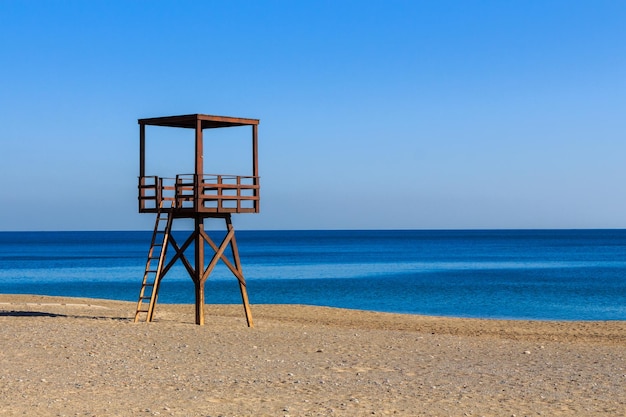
[[1, 230, 626, 320]]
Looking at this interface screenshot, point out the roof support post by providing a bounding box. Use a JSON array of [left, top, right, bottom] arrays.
[[139, 123, 146, 212], [252, 124, 259, 211], [195, 118, 204, 210], [139, 123, 146, 178]]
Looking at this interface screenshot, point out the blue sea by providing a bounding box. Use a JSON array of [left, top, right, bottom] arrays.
[[1, 229, 625, 321]]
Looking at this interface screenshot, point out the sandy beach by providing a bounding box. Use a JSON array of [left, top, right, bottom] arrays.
[[0, 295, 624, 416]]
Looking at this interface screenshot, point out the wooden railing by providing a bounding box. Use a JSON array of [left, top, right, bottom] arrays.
[[139, 174, 259, 214]]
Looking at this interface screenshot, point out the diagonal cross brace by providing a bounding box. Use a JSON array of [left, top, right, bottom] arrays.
[[199, 228, 244, 284], [160, 231, 197, 281]]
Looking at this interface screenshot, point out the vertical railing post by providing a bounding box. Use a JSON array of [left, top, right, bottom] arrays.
[[157, 177, 163, 209], [217, 175, 222, 212], [175, 175, 181, 209], [191, 174, 197, 211], [138, 176, 143, 212], [237, 176, 241, 211]]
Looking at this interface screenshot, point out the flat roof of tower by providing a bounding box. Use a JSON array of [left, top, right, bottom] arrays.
[[138, 114, 259, 129]]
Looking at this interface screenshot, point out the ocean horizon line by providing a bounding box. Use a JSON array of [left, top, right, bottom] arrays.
[[2, 227, 626, 233]]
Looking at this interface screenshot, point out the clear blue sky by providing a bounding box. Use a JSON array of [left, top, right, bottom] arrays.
[[1, 1, 624, 230]]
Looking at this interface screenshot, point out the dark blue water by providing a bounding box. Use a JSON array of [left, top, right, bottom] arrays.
[[1, 230, 625, 320]]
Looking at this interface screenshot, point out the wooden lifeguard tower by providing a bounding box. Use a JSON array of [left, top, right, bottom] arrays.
[[134, 114, 259, 326]]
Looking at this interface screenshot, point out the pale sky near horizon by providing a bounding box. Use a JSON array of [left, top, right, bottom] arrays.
[[1, 1, 625, 231]]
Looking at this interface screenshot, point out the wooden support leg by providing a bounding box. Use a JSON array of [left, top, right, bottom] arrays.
[[194, 279, 205, 326], [238, 281, 254, 328], [195, 218, 205, 326], [226, 215, 254, 328]]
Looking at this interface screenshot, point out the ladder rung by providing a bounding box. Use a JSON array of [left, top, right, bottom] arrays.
[[136, 210, 170, 317]]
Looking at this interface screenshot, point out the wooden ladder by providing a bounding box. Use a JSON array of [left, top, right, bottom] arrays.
[[134, 200, 173, 322]]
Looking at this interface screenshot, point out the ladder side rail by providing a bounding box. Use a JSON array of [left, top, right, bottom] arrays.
[[146, 200, 175, 322], [134, 204, 165, 322], [134, 200, 171, 322], [146, 201, 173, 322]]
